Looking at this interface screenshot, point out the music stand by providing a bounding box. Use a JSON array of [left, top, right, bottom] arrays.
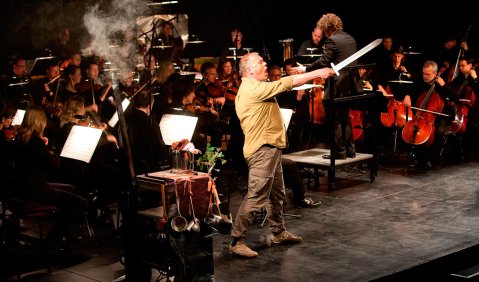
[[27, 56, 56, 77]]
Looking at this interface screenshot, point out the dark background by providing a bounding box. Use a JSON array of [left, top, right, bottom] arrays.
[[1, 0, 478, 73]]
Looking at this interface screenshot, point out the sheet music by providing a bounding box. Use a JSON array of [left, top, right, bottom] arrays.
[[280, 108, 293, 130], [108, 98, 131, 128], [159, 114, 198, 145], [60, 125, 102, 163], [11, 109, 26, 126]]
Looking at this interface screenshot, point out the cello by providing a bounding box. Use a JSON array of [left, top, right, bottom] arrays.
[[380, 85, 413, 128], [350, 109, 364, 142], [402, 74, 444, 146], [451, 80, 476, 134], [309, 77, 326, 124]]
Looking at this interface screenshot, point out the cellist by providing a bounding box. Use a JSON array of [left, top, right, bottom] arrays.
[[448, 56, 479, 158], [372, 45, 414, 154], [435, 33, 470, 83], [405, 61, 456, 169]]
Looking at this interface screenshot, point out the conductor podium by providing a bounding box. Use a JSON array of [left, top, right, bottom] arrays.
[[284, 71, 379, 192]]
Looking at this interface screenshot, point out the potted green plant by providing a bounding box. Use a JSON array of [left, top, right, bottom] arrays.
[[196, 143, 227, 176]]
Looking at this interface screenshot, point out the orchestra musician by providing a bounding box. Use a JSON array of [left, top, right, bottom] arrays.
[[195, 62, 226, 109], [270, 63, 309, 152], [435, 33, 471, 83], [217, 58, 241, 104], [152, 21, 184, 65], [118, 70, 140, 99], [0, 99, 17, 142], [448, 56, 479, 159], [125, 90, 168, 175], [33, 60, 64, 112], [296, 27, 324, 57], [168, 77, 223, 150], [407, 60, 456, 169], [57, 95, 121, 206], [75, 60, 109, 108], [13, 105, 88, 246], [369, 45, 413, 155], [1, 55, 33, 110]]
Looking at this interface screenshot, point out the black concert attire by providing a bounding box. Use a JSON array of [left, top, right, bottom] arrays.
[[306, 30, 362, 159], [58, 122, 122, 206], [33, 76, 64, 106], [297, 38, 322, 56], [448, 71, 479, 160], [194, 83, 225, 148], [373, 46, 392, 71], [276, 89, 309, 152], [125, 108, 168, 175], [0, 73, 33, 110], [13, 134, 88, 240], [282, 157, 310, 204], [76, 78, 111, 121], [150, 73, 180, 123], [409, 76, 456, 167], [152, 31, 184, 64], [371, 59, 414, 155], [434, 43, 470, 82]]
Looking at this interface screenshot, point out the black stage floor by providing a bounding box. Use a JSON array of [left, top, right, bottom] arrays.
[[2, 151, 479, 281]]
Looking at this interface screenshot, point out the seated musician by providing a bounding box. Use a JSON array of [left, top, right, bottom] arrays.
[[372, 45, 415, 155], [217, 58, 241, 105], [125, 90, 169, 175], [374, 45, 414, 108], [194, 62, 226, 148], [0, 55, 33, 110], [217, 58, 244, 165], [169, 77, 223, 150], [76, 58, 113, 121], [13, 105, 88, 245], [447, 56, 479, 159], [271, 61, 309, 152], [408, 60, 456, 169], [57, 95, 122, 207], [195, 62, 226, 108]]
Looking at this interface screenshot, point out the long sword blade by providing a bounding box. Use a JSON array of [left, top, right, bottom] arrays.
[[331, 38, 382, 75]]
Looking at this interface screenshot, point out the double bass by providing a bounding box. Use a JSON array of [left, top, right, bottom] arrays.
[[402, 76, 444, 146]]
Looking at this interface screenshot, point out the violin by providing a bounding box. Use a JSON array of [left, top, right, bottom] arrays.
[[402, 75, 444, 146], [75, 80, 102, 93], [45, 101, 64, 117], [186, 103, 211, 114], [350, 109, 364, 142], [380, 85, 412, 128], [3, 126, 18, 141], [207, 79, 238, 102]]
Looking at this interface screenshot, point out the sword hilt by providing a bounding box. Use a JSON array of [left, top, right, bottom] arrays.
[[331, 62, 340, 76]]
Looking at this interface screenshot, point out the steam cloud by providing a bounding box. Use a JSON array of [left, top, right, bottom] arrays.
[[83, 0, 151, 83]]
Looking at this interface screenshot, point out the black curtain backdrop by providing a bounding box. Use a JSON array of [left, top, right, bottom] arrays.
[[1, 0, 478, 73]]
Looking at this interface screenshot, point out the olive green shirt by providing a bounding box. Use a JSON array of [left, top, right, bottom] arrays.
[[235, 76, 294, 158]]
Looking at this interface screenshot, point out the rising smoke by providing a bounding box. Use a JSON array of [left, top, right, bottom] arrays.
[[83, 0, 152, 84]]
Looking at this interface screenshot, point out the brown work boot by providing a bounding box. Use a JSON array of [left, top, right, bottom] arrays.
[[229, 240, 258, 258], [271, 230, 302, 245]]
